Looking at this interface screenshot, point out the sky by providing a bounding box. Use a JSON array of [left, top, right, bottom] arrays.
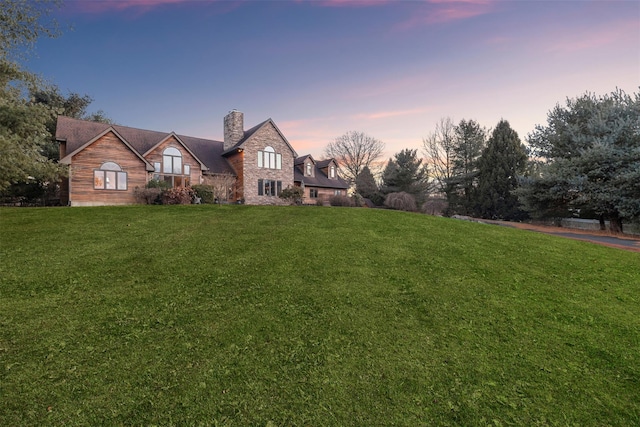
[[26, 0, 640, 160]]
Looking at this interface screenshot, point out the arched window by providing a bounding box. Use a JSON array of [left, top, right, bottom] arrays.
[[157, 147, 190, 187], [163, 147, 182, 174], [258, 146, 282, 170], [94, 162, 127, 190]]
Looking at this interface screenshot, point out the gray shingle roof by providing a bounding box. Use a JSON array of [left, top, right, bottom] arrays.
[[294, 164, 349, 189], [56, 116, 233, 174]]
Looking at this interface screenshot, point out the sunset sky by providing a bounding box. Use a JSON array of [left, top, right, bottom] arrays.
[[26, 0, 639, 159]]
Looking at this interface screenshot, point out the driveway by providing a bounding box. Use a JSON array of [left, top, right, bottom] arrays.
[[489, 220, 640, 253]]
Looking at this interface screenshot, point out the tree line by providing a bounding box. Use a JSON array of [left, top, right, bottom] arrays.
[[326, 89, 639, 233]]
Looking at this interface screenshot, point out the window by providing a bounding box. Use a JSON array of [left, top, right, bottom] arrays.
[[157, 147, 190, 187], [258, 179, 282, 197], [306, 163, 312, 176], [310, 188, 318, 198], [334, 190, 341, 196], [258, 146, 282, 170], [94, 162, 127, 190], [330, 165, 336, 178]]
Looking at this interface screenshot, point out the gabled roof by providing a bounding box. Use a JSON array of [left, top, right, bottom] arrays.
[[294, 159, 349, 190], [142, 133, 208, 171], [55, 116, 232, 174], [60, 125, 154, 171], [295, 155, 315, 165], [222, 118, 298, 158], [316, 159, 336, 169]]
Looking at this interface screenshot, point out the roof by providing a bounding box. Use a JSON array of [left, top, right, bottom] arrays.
[[316, 159, 335, 169], [221, 118, 298, 158], [295, 155, 314, 165], [56, 116, 233, 174], [294, 162, 349, 190]]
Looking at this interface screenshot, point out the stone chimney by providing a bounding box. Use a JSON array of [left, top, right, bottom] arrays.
[[224, 110, 244, 151]]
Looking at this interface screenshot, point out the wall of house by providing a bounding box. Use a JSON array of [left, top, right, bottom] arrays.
[[302, 186, 345, 205], [225, 151, 244, 201], [242, 122, 295, 205], [145, 136, 202, 186], [68, 131, 147, 206]]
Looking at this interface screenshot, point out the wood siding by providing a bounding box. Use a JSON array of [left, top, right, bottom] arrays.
[[69, 131, 147, 206], [226, 152, 244, 201], [145, 136, 203, 185]]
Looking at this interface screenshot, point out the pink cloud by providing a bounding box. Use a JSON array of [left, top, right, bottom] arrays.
[[304, 0, 392, 7], [544, 19, 638, 54], [394, 0, 494, 30], [353, 107, 431, 120]]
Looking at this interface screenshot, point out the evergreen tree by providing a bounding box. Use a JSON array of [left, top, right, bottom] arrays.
[[476, 120, 528, 220], [519, 89, 640, 232], [381, 149, 430, 204], [355, 166, 382, 205], [446, 119, 486, 215]]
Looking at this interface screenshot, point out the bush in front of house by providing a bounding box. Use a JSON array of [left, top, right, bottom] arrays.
[[192, 184, 215, 204], [161, 187, 195, 205], [134, 187, 162, 204], [329, 195, 353, 207], [279, 186, 304, 205], [384, 192, 417, 212]]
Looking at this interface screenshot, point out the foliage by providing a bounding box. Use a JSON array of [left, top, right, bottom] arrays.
[[446, 119, 486, 216], [355, 165, 382, 205], [384, 191, 417, 212], [279, 185, 304, 205], [146, 178, 172, 190], [0, 1, 68, 195], [191, 184, 215, 204], [476, 120, 528, 220], [133, 186, 162, 205], [329, 195, 353, 207], [324, 130, 385, 184], [519, 89, 640, 232], [381, 148, 430, 204], [421, 196, 448, 216], [161, 186, 195, 205], [1, 206, 639, 425]]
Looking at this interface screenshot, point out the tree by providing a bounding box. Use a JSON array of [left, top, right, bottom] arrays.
[[381, 148, 430, 204], [519, 89, 640, 232], [279, 186, 304, 205], [0, 0, 64, 194], [446, 119, 486, 215], [354, 165, 382, 205], [476, 120, 528, 220], [422, 117, 456, 195], [324, 131, 385, 184]]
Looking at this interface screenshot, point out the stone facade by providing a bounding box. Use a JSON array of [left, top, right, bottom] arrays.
[[224, 110, 244, 151], [238, 121, 295, 205]]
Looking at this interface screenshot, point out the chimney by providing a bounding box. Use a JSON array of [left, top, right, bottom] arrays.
[[224, 110, 244, 151]]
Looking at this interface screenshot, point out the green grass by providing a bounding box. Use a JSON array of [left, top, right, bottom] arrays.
[[1, 205, 639, 426]]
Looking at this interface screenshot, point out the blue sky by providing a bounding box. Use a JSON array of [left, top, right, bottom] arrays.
[[26, 0, 640, 159]]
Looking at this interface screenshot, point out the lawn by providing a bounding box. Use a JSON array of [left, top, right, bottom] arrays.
[[1, 205, 638, 426]]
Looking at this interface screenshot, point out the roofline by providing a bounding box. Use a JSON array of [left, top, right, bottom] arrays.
[[142, 132, 209, 171], [60, 126, 154, 171]]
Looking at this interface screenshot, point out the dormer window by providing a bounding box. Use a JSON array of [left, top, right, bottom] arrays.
[[258, 146, 282, 170], [306, 162, 312, 176], [330, 165, 336, 179]]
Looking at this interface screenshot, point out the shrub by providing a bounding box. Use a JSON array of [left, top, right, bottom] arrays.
[[279, 186, 304, 205], [134, 187, 162, 204], [146, 179, 171, 190], [329, 195, 353, 207], [384, 192, 417, 212], [316, 199, 324, 207], [422, 197, 448, 216], [192, 184, 215, 204], [161, 187, 195, 205], [351, 193, 365, 207]]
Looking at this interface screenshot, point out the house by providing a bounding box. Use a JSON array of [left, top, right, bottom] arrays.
[[55, 111, 348, 206]]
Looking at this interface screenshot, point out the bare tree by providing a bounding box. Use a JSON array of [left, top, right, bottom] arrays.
[[323, 131, 385, 184], [422, 117, 455, 195], [206, 173, 237, 203]]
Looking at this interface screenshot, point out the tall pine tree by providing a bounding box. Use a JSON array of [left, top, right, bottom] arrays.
[[381, 149, 430, 204], [476, 120, 528, 220]]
